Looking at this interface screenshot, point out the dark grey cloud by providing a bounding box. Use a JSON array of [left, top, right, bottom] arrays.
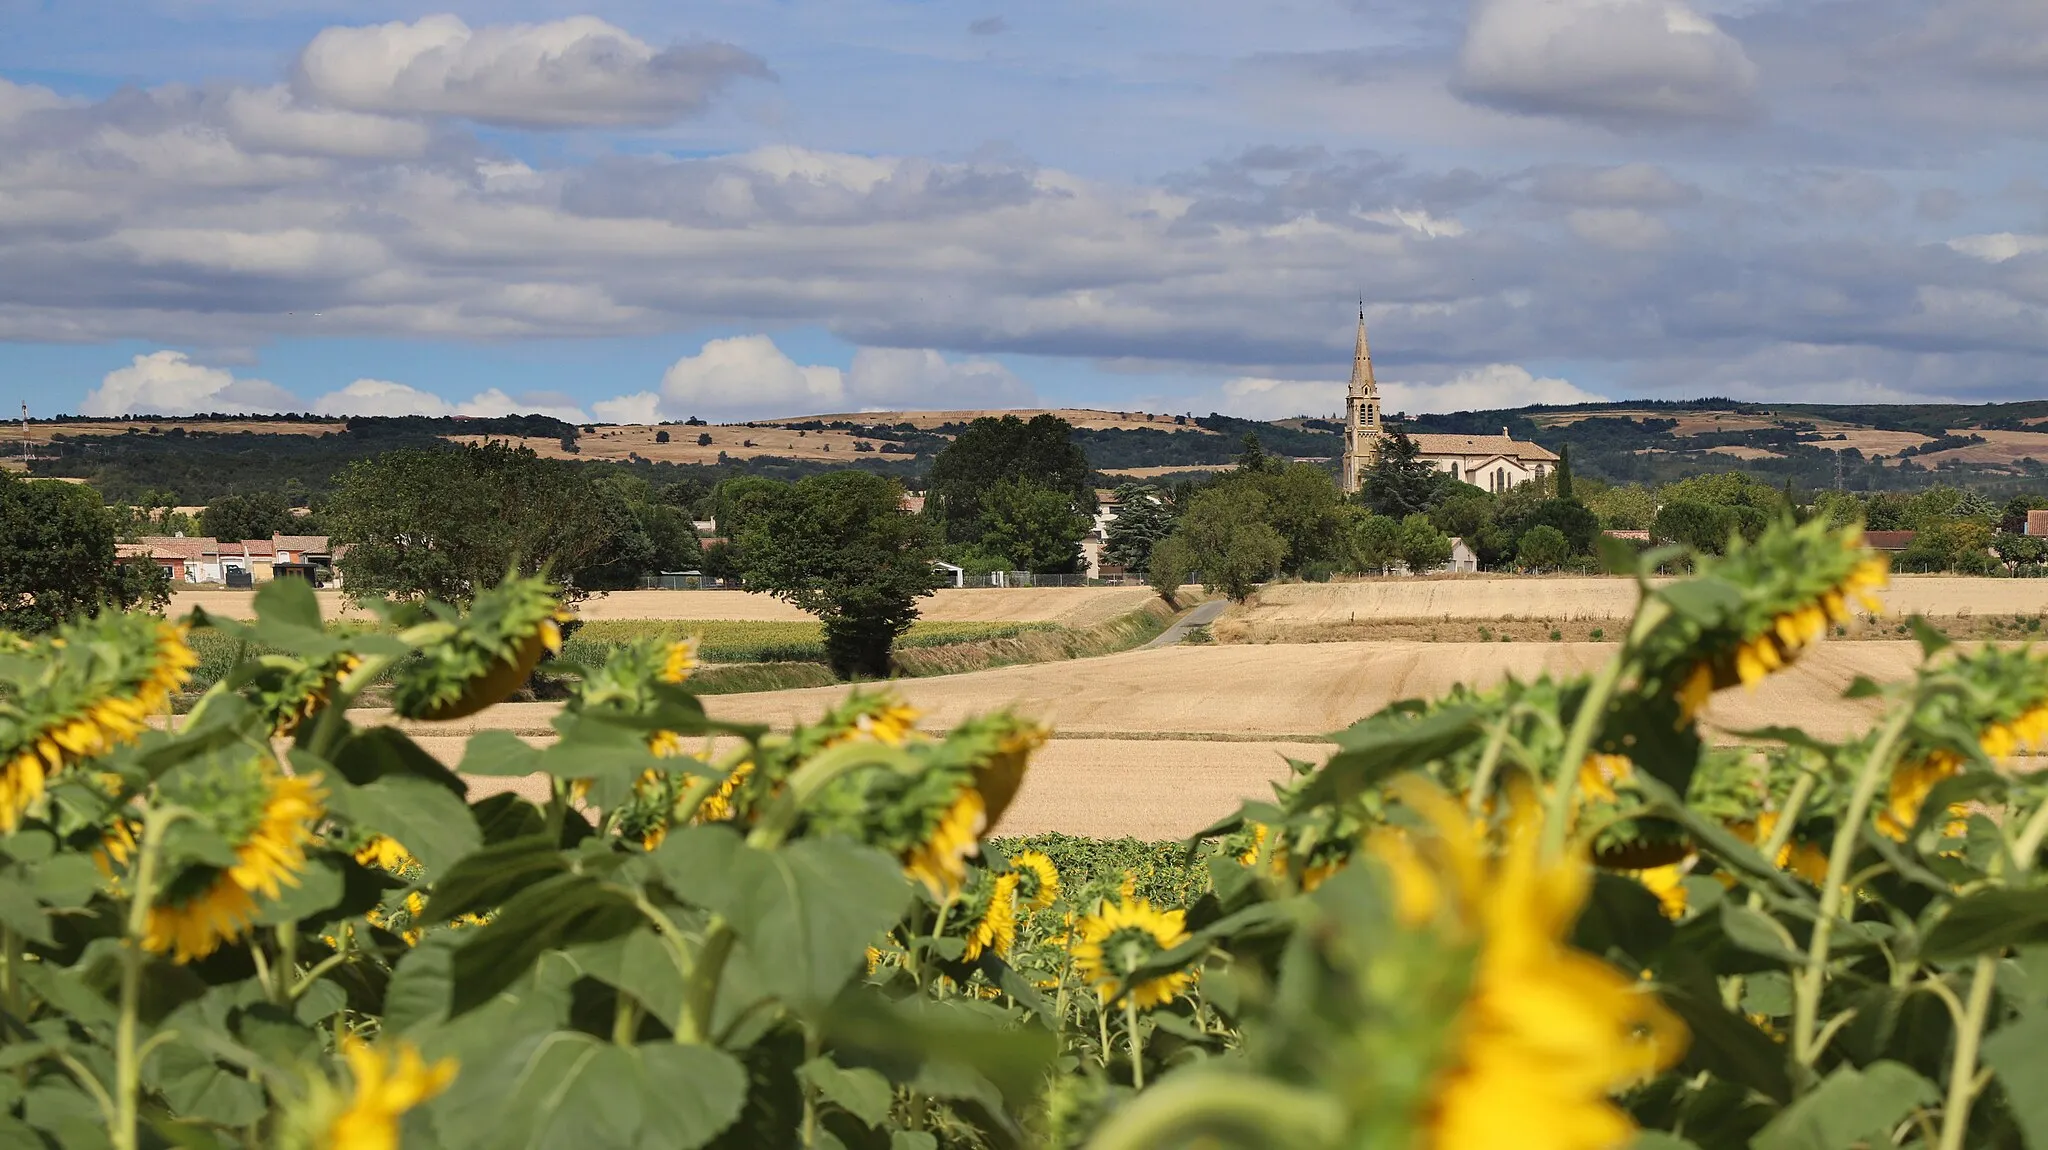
[[1527, 164, 1701, 208]]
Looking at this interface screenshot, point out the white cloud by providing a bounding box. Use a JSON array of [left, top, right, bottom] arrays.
[[1529, 163, 1700, 207], [592, 391, 663, 423], [1217, 377, 1342, 421], [657, 336, 846, 421], [843, 348, 1034, 409], [294, 14, 769, 128], [1360, 208, 1467, 237], [80, 351, 299, 417], [1947, 233, 2048, 262], [1456, 0, 1759, 126], [221, 85, 432, 160], [1382, 365, 1606, 414], [312, 378, 588, 421]]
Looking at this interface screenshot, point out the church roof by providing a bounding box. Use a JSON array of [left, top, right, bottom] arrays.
[[1407, 433, 1560, 463]]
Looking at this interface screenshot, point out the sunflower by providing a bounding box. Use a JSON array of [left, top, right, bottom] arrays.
[[1725, 812, 1831, 885], [1009, 850, 1062, 911], [1625, 859, 1691, 919], [1577, 754, 1633, 805], [269, 653, 363, 737], [965, 872, 1022, 962], [392, 577, 569, 721], [1675, 536, 1886, 722], [902, 789, 987, 899], [1367, 777, 1687, 1150], [94, 817, 139, 881], [678, 760, 753, 824], [0, 618, 197, 831], [323, 1036, 457, 1150], [353, 836, 414, 876], [660, 638, 699, 684], [971, 717, 1050, 832], [1877, 750, 1967, 842], [1235, 822, 1269, 866], [144, 770, 325, 963], [1071, 897, 1193, 1010]]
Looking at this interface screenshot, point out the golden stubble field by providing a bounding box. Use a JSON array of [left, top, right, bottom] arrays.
[[379, 638, 1949, 837]]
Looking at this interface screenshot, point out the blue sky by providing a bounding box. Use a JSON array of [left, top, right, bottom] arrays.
[[3, 0, 2046, 422]]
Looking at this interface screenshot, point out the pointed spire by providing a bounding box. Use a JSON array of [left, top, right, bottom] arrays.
[[1349, 305, 1376, 398]]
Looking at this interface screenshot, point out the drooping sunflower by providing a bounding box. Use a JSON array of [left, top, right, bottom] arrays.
[[659, 638, 699, 684], [1726, 812, 1830, 884], [964, 871, 1022, 962], [0, 614, 197, 830], [322, 1036, 457, 1150], [1666, 521, 1886, 722], [903, 789, 987, 899], [677, 759, 753, 825], [263, 651, 364, 737], [391, 576, 569, 721], [1071, 896, 1194, 1010], [1878, 651, 2048, 841], [1008, 850, 1061, 912], [1366, 777, 1687, 1150], [144, 767, 325, 963]]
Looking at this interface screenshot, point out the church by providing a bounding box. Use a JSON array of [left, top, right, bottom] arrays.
[[1337, 310, 1559, 495]]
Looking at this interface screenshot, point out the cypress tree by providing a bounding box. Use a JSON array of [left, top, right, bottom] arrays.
[[1556, 444, 1576, 503]]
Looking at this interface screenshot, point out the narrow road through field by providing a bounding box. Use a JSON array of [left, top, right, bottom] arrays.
[[1141, 600, 1227, 649]]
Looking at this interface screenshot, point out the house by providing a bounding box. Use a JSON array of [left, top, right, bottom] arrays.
[[1444, 537, 1479, 573], [136, 536, 223, 583], [1863, 530, 1917, 552], [272, 535, 330, 566], [1080, 488, 1128, 580], [2029, 510, 2048, 537]]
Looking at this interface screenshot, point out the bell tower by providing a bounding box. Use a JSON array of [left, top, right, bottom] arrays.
[[1339, 305, 1382, 494]]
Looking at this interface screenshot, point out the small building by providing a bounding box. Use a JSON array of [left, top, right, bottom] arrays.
[[1864, 530, 1918, 553], [273, 535, 330, 566], [1445, 537, 1479, 573], [2028, 510, 2048, 537], [136, 536, 223, 583]]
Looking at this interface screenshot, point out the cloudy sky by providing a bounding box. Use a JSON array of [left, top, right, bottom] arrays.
[[4, 0, 2047, 422]]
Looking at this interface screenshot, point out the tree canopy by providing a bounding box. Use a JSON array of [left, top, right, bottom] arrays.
[[925, 414, 1094, 545], [1358, 431, 1441, 519], [200, 491, 297, 543], [1166, 483, 1286, 603], [729, 471, 944, 678], [1103, 484, 1178, 572], [976, 477, 1090, 574], [327, 442, 676, 603], [0, 472, 169, 632]]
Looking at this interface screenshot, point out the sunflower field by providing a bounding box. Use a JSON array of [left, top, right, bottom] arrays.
[[3, 517, 2048, 1148]]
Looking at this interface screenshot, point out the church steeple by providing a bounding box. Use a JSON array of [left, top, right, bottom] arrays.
[[1348, 303, 1377, 399], [1340, 303, 1383, 495]]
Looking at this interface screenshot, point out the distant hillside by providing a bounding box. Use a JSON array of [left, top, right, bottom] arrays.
[[19, 399, 2048, 503]]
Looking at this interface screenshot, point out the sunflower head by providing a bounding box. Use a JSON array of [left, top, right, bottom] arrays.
[[962, 870, 1022, 961], [145, 754, 326, 963], [0, 613, 197, 831], [391, 575, 568, 721], [282, 1036, 457, 1150], [1007, 849, 1061, 912], [1070, 897, 1194, 1011]]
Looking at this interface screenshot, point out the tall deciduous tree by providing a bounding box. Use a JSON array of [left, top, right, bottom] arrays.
[[0, 472, 169, 632], [926, 414, 1094, 544], [1397, 514, 1454, 575], [977, 478, 1090, 574], [730, 471, 943, 678], [200, 491, 296, 542], [327, 442, 623, 603], [1167, 484, 1285, 603]]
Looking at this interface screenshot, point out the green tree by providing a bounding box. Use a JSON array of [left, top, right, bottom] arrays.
[[1517, 524, 1571, 571], [327, 442, 623, 603], [1899, 519, 1996, 574], [1168, 484, 1285, 603], [1864, 491, 1912, 530], [1397, 514, 1453, 575], [1652, 499, 1736, 554], [926, 414, 1094, 544], [577, 475, 704, 590], [1147, 534, 1194, 608], [1999, 495, 2048, 535], [732, 471, 943, 678], [1347, 511, 1403, 574], [978, 477, 1090, 574], [1103, 484, 1178, 572], [1236, 433, 1273, 474], [1583, 483, 1656, 531], [1555, 445, 1576, 503], [1994, 531, 2048, 576], [200, 491, 296, 542], [0, 472, 170, 632], [1358, 430, 1439, 519], [1238, 463, 1349, 575]]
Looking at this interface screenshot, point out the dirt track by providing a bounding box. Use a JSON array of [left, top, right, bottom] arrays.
[[172, 586, 1157, 628], [1228, 576, 2048, 627]]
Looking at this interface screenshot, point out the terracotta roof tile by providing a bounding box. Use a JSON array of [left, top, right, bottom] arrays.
[[1406, 433, 1560, 462]]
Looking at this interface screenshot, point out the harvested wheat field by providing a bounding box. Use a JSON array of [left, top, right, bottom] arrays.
[[173, 585, 1157, 627], [1224, 576, 2048, 632], [413, 735, 1320, 840], [385, 640, 1943, 837]]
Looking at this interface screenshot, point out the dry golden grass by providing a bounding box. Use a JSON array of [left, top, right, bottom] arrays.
[[171, 585, 1159, 627], [22, 419, 339, 445]]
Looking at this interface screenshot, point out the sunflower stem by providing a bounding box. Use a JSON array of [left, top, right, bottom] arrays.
[[678, 918, 734, 1045], [1792, 705, 1910, 1069], [1936, 954, 1998, 1150], [1123, 993, 1145, 1090], [1543, 598, 1668, 861], [1081, 1073, 1347, 1150], [115, 806, 174, 1150], [1464, 711, 1512, 820]]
